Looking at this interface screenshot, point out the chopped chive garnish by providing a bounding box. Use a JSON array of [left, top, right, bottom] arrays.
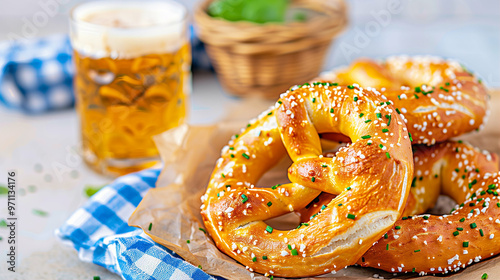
[[338, 203, 343, 207], [396, 108, 401, 114], [470, 223, 477, 229], [445, 82, 450, 86], [266, 226, 273, 233], [463, 241, 469, 247], [267, 112, 273, 116], [277, 101, 282, 104], [409, 132, 413, 142], [365, 119, 372, 123], [423, 215, 429, 220], [460, 218, 465, 222], [347, 213, 356, 220], [311, 176, 315, 182], [361, 135, 371, 139], [148, 223, 153, 231], [353, 96, 358, 102], [347, 85, 355, 89], [482, 273, 488, 279], [385, 152, 391, 159], [384, 233, 388, 239], [241, 194, 248, 203], [386, 244, 389, 250], [453, 231, 459, 236], [252, 257, 257, 262], [376, 113, 382, 118], [330, 108, 334, 114], [346, 186, 351, 191], [94, 277, 101, 280], [412, 268, 416, 273], [480, 229, 484, 236], [288, 244, 292, 250], [199, 227, 206, 233], [359, 113, 364, 117], [379, 144, 384, 149], [221, 173, 226, 178], [321, 164, 327, 168], [187, 240, 190, 243], [312, 97, 316, 103], [262, 256, 268, 260], [415, 87, 421, 93], [414, 249, 421, 252], [395, 226, 401, 230], [291, 249, 298, 256], [271, 184, 280, 190], [321, 205, 327, 210], [414, 94, 419, 99], [32, 209, 48, 216], [242, 153, 250, 159], [230, 154, 234, 158], [440, 86, 449, 92], [267, 201, 272, 207], [382, 128, 389, 133], [457, 227, 464, 231]]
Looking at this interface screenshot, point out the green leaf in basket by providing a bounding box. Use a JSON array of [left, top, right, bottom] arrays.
[[208, 0, 288, 23]]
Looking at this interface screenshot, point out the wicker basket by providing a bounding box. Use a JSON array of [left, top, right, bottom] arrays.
[[194, 0, 348, 99]]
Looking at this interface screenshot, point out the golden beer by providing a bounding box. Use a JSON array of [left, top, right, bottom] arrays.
[[70, 0, 190, 176]]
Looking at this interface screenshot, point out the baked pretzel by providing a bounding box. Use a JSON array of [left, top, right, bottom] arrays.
[[201, 83, 413, 277], [299, 141, 500, 275], [318, 56, 489, 145]]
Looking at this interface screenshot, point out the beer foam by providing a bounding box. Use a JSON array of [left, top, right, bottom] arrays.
[[70, 1, 187, 59]]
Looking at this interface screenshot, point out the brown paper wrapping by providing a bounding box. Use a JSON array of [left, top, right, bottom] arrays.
[[129, 91, 500, 279]]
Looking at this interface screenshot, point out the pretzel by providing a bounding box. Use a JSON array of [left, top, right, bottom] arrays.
[[317, 56, 489, 145], [298, 141, 500, 275], [200, 83, 414, 277]]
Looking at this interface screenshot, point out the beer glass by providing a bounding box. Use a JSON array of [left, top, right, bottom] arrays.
[[70, 0, 190, 176]]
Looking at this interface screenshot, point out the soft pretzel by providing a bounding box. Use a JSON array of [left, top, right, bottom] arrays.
[[318, 56, 489, 145], [299, 141, 500, 275], [200, 83, 413, 277]]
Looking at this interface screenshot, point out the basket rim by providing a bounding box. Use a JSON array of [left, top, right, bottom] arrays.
[[194, 0, 348, 40]]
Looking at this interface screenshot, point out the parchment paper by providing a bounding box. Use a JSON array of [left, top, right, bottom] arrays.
[[129, 91, 500, 280]]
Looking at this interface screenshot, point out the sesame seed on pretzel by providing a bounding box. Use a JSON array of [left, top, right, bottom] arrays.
[[200, 83, 413, 277]]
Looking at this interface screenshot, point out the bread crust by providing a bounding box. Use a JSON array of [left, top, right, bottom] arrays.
[[200, 84, 413, 277]]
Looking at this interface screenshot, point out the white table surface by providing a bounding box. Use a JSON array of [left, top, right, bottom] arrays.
[[0, 71, 273, 279]]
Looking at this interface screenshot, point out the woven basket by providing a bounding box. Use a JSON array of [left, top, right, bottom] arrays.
[[194, 0, 348, 99]]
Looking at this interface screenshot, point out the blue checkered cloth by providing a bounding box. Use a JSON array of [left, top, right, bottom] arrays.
[[0, 34, 74, 113], [0, 30, 212, 114], [56, 167, 216, 280]]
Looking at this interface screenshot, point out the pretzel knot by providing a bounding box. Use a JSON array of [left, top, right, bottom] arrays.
[[318, 56, 489, 145], [201, 84, 414, 277]]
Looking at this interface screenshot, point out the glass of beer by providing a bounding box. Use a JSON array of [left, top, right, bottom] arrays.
[[70, 0, 190, 176]]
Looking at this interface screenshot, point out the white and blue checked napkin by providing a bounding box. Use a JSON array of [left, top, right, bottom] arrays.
[[0, 28, 211, 114], [56, 167, 217, 280], [0, 34, 74, 113]]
